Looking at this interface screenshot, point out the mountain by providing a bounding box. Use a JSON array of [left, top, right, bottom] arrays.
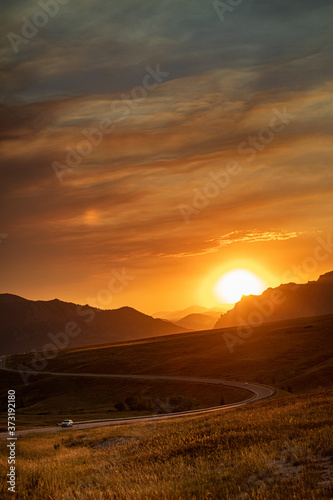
[[174, 313, 218, 331], [0, 294, 187, 355], [153, 305, 225, 322], [215, 271, 333, 329]]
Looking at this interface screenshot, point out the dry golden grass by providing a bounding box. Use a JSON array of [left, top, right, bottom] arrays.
[[1, 391, 332, 499]]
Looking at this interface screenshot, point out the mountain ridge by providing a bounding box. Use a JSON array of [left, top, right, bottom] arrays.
[[0, 294, 187, 355], [215, 271, 333, 329], [174, 313, 220, 331], [153, 305, 226, 322]]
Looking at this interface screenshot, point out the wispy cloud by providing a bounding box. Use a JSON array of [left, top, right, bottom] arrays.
[[215, 230, 304, 246], [159, 231, 304, 258]]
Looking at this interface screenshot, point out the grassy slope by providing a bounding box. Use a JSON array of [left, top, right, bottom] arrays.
[[0, 391, 332, 499], [1, 313, 332, 429], [9, 313, 333, 391]]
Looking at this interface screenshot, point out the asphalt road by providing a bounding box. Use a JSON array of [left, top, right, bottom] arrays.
[[0, 355, 275, 438]]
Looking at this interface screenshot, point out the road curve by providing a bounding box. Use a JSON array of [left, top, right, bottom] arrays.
[[0, 355, 275, 438]]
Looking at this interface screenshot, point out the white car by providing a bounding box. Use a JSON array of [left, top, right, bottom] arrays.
[[61, 419, 73, 428]]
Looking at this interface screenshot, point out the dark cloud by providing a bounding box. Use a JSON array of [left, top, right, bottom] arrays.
[[2, 0, 332, 98]]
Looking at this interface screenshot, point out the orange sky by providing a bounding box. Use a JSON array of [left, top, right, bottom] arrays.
[[1, 1, 332, 313]]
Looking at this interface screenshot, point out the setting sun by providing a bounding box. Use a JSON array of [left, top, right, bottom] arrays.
[[214, 269, 267, 304]]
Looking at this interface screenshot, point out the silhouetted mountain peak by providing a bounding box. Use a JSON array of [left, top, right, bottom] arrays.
[[0, 293, 29, 303], [215, 271, 333, 329], [317, 271, 333, 282], [0, 295, 187, 355]]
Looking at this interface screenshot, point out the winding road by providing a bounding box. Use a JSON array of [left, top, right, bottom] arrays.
[[0, 355, 275, 438]]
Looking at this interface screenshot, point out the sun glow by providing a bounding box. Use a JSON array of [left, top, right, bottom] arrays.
[[213, 269, 267, 304]]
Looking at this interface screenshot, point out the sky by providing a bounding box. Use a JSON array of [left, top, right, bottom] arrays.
[[1, 0, 333, 314]]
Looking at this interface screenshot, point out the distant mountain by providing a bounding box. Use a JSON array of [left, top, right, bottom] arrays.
[[174, 313, 218, 331], [215, 271, 333, 329], [153, 305, 226, 322], [0, 294, 187, 355]]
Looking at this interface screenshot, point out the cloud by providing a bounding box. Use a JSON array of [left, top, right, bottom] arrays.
[[0, 0, 332, 308], [158, 230, 304, 258], [215, 230, 303, 246], [2, 0, 332, 100]]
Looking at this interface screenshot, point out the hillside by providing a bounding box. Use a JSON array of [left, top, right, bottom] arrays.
[[2, 312, 332, 430], [9, 313, 333, 395], [215, 271, 333, 329], [174, 313, 218, 331], [1, 391, 331, 499], [0, 294, 186, 355]]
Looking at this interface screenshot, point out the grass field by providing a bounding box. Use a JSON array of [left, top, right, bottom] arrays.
[[0, 390, 332, 499], [1, 313, 332, 430]]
